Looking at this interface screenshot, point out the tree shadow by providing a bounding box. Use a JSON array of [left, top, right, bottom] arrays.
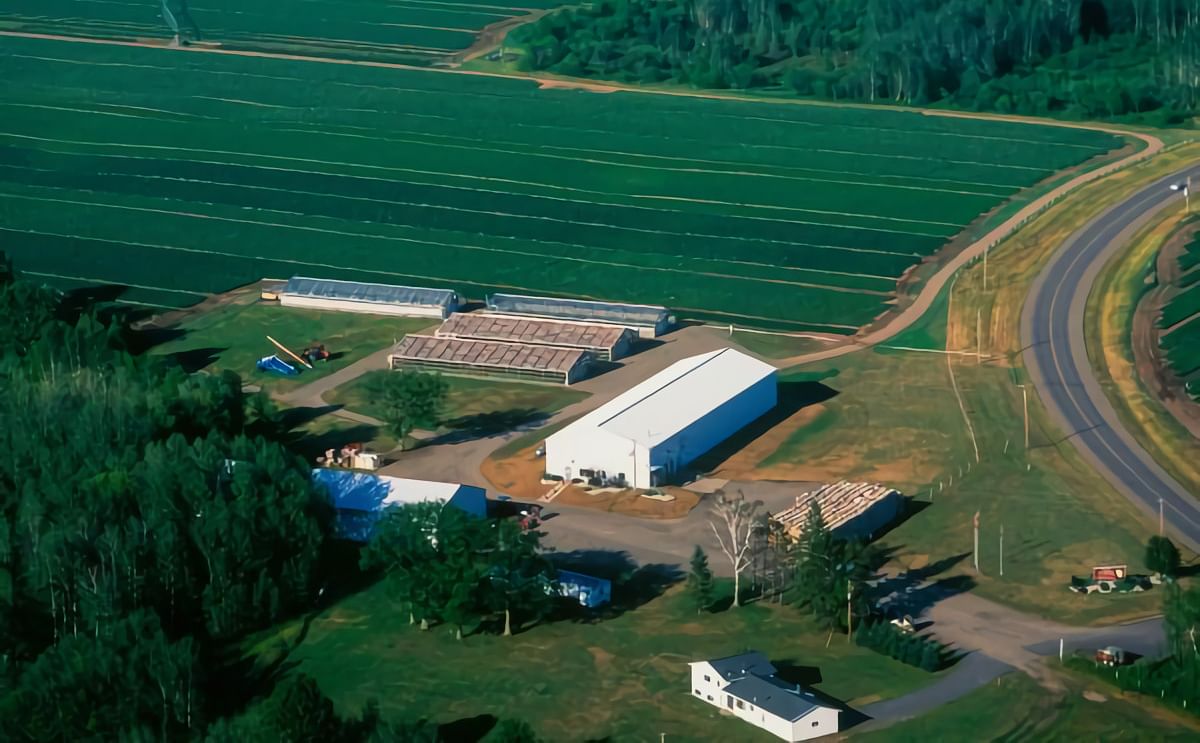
[[548, 549, 684, 619], [868, 553, 974, 618], [166, 345, 228, 373], [434, 408, 550, 444], [438, 714, 497, 742], [290, 420, 382, 465], [687, 380, 838, 476]]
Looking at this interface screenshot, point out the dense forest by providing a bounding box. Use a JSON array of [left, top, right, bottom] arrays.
[[514, 0, 1200, 122], [0, 258, 545, 741]]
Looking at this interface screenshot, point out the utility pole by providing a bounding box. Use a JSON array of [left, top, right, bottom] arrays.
[[846, 579, 852, 643], [983, 247, 988, 291], [973, 511, 981, 573], [1017, 384, 1030, 449], [977, 308, 983, 364], [999, 524, 1004, 577]]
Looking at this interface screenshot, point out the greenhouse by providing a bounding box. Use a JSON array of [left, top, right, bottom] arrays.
[[279, 276, 460, 318], [486, 293, 674, 338], [436, 312, 635, 361], [388, 335, 592, 385]]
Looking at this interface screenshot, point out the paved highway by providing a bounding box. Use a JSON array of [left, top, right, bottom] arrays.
[[1022, 165, 1200, 553]]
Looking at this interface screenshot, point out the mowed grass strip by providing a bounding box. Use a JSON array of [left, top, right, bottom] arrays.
[[0, 35, 1122, 330]]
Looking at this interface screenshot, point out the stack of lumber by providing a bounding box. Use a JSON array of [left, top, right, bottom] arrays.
[[771, 481, 899, 540]]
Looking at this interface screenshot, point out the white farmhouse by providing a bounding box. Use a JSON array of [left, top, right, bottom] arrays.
[[545, 348, 776, 488], [689, 652, 840, 742]]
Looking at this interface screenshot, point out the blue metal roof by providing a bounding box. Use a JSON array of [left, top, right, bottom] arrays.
[[284, 276, 457, 308], [488, 293, 670, 327]]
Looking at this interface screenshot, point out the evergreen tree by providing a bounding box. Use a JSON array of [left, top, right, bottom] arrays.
[[687, 545, 715, 614], [483, 718, 543, 743], [919, 641, 942, 672], [1145, 535, 1182, 578]]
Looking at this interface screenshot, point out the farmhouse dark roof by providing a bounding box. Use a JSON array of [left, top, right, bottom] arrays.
[[706, 651, 776, 682], [723, 675, 828, 722]]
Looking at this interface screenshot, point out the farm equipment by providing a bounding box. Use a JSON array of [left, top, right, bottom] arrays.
[[302, 343, 330, 364], [318, 442, 381, 470], [256, 354, 298, 376], [267, 335, 313, 370], [1096, 646, 1128, 667]]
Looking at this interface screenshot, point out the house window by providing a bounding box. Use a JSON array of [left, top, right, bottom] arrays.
[[726, 695, 733, 709], [706, 696, 713, 701], [736, 700, 745, 710], [694, 689, 701, 696], [703, 675, 711, 682], [812, 722, 820, 727]]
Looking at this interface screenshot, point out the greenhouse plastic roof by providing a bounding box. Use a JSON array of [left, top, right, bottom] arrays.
[[487, 293, 670, 326], [283, 276, 457, 307]]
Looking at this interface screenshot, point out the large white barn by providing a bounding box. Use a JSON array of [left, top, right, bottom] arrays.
[[544, 348, 776, 488]]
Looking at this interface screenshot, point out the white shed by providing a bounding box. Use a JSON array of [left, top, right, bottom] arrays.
[[312, 469, 487, 542], [689, 652, 840, 742], [544, 348, 776, 487]]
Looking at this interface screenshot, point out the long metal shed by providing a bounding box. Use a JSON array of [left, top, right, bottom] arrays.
[[388, 335, 592, 385], [435, 312, 635, 361], [545, 348, 777, 487], [486, 293, 674, 338], [279, 276, 460, 318]]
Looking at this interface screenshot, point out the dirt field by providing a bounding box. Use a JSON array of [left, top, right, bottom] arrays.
[[481, 445, 700, 518]]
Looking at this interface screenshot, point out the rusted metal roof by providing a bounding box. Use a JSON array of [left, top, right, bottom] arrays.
[[436, 312, 629, 351], [391, 335, 588, 374]]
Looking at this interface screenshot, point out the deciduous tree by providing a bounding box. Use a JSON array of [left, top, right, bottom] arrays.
[[709, 492, 761, 608]]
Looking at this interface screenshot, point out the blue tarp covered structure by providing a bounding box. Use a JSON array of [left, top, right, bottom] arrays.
[[256, 354, 298, 376]]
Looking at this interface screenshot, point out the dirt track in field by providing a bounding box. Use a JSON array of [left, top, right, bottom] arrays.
[[0, 30, 1165, 366]]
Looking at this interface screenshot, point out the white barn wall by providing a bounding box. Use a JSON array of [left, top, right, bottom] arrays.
[[649, 375, 777, 477], [545, 426, 635, 483], [790, 708, 839, 742], [280, 294, 450, 318], [690, 662, 725, 705]]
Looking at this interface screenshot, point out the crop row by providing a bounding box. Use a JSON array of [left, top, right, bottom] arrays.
[[0, 0, 553, 62], [0, 38, 1119, 182], [1159, 284, 1200, 329], [0, 194, 884, 332], [0, 36, 1124, 330], [1162, 314, 1200, 377]]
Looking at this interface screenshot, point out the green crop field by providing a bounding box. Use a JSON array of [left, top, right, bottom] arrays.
[[0, 0, 562, 65], [1161, 234, 1200, 398], [0, 33, 1122, 331]]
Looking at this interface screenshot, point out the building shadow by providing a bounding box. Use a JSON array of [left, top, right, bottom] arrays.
[[548, 549, 684, 619], [687, 380, 838, 476]]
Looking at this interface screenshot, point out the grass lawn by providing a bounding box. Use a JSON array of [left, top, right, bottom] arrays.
[[149, 299, 434, 390], [326, 370, 589, 432], [263, 580, 940, 741], [751, 148, 1200, 623], [854, 669, 1196, 740], [726, 329, 834, 359]]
